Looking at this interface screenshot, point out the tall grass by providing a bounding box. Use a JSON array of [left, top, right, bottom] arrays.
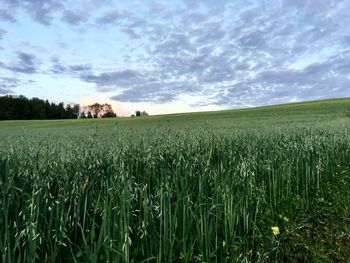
[[0, 120, 349, 262]]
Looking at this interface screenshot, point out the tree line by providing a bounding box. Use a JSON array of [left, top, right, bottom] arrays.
[[131, 110, 149, 117], [0, 95, 117, 120]]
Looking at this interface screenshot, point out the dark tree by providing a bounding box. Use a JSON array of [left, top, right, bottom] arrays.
[[80, 112, 86, 119], [0, 95, 81, 120], [88, 103, 102, 118], [65, 104, 81, 119], [72, 104, 80, 118], [101, 111, 117, 118], [135, 110, 148, 117], [101, 103, 116, 118]]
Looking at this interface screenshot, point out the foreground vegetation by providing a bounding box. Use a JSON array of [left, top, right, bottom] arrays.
[[0, 98, 349, 262]]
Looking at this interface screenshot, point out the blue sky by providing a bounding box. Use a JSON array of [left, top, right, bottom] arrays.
[[0, 0, 349, 115]]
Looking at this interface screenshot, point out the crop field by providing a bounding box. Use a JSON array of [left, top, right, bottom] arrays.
[[0, 98, 350, 262]]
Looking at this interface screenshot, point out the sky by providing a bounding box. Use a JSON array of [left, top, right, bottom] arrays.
[[0, 0, 349, 116]]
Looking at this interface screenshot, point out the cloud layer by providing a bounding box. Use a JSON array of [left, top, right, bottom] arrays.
[[0, 0, 349, 110]]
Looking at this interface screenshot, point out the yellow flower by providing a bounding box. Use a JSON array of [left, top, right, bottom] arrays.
[[271, 226, 280, 236]]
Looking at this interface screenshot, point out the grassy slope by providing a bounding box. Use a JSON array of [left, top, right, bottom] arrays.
[[0, 97, 349, 262], [0, 97, 349, 131]]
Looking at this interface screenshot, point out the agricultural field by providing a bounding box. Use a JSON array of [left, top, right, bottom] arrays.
[[0, 98, 350, 262]]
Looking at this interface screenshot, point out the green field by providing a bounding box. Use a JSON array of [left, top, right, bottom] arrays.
[[1, 98, 350, 262]]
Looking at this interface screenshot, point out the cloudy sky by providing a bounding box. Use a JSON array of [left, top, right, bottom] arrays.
[[0, 0, 349, 115]]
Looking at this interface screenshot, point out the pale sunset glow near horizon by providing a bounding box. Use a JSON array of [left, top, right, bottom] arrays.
[[0, 0, 349, 116]]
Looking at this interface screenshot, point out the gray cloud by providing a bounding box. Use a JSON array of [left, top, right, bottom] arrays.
[[0, 87, 12, 94], [192, 22, 226, 44], [50, 58, 92, 75], [96, 8, 127, 24], [181, 11, 208, 25], [154, 33, 195, 54], [7, 52, 38, 74], [282, 0, 333, 11], [111, 87, 177, 103], [109, 79, 197, 103], [68, 64, 92, 72], [211, 57, 350, 107], [51, 62, 68, 74], [121, 27, 140, 39], [0, 9, 16, 22], [0, 0, 115, 26], [62, 9, 87, 25], [2, 0, 66, 25], [238, 30, 267, 49], [0, 77, 19, 94], [0, 29, 6, 40], [28, 0, 65, 25], [81, 69, 141, 86]]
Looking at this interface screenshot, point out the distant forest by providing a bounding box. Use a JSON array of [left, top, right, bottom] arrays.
[[0, 95, 116, 120]]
